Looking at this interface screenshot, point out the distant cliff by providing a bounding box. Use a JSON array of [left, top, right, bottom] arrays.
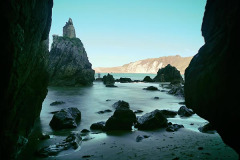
[[48, 18, 94, 86], [94, 55, 192, 74]]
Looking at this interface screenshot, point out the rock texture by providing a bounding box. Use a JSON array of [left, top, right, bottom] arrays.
[[0, 1, 53, 159], [154, 64, 183, 83], [184, 0, 240, 155], [63, 18, 76, 38], [94, 55, 192, 74], [48, 34, 95, 86]]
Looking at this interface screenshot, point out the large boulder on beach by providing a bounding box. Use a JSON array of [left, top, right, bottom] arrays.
[[177, 106, 194, 117], [49, 107, 81, 130], [90, 121, 106, 130], [153, 64, 183, 83], [105, 103, 136, 131], [36, 132, 82, 157], [135, 109, 168, 130]]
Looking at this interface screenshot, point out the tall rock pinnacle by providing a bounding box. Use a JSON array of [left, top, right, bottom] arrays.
[[63, 18, 76, 38]]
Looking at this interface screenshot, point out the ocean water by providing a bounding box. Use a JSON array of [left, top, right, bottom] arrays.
[[20, 73, 211, 159]]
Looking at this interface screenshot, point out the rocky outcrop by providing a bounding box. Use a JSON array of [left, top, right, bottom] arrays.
[[143, 76, 154, 82], [0, 1, 53, 159], [102, 73, 115, 86], [154, 64, 183, 83], [168, 85, 184, 97], [48, 19, 94, 86], [135, 109, 168, 130], [94, 55, 192, 74], [184, 0, 240, 155], [36, 132, 82, 157], [50, 108, 81, 130]]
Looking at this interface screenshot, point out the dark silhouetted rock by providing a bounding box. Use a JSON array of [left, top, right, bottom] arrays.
[[0, 1, 53, 158], [81, 129, 90, 133], [143, 86, 159, 91], [153, 64, 183, 83], [103, 74, 115, 86], [106, 84, 117, 87], [97, 109, 112, 114], [168, 85, 184, 97], [112, 100, 130, 110], [134, 110, 144, 114], [119, 78, 132, 83], [105, 104, 136, 131], [177, 106, 194, 117], [143, 76, 154, 82], [39, 133, 50, 140], [184, 0, 240, 154], [50, 107, 81, 130], [198, 123, 216, 134], [178, 102, 185, 105], [90, 121, 106, 130], [154, 97, 160, 99], [95, 78, 103, 81], [106, 99, 111, 101], [48, 30, 95, 86], [50, 101, 65, 106], [159, 110, 178, 118], [135, 109, 168, 130], [36, 132, 82, 157], [166, 122, 184, 132]]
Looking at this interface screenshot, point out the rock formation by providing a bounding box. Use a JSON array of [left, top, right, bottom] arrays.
[[63, 18, 76, 38], [0, 1, 53, 159], [185, 0, 240, 155], [154, 64, 183, 83], [48, 20, 95, 86], [94, 55, 192, 74]]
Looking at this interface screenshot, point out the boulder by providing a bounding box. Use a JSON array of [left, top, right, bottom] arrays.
[[198, 123, 216, 134], [50, 101, 65, 106], [36, 132, 82, 157], [119, 78, 132, 83], [112, 100, 130, 110], [143, 76, 154, 82], [143, 86, 159, 91], [48, 34, 95, 86], [177, 106, 194, 117], [153, 64, 183, 83], [168, 85, 184, 97], [103, 74, 115, 86], [135, 109, 168, 130], [49, 107, 81, 130], [166, 122, 184, 132], [105, 103, 136, 131], [90, 121, 106, 130], [159, 110, 178, 118]]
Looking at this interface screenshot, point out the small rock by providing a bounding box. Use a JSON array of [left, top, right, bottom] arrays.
[[106, 99, 111, 101], [112, 100, 130, 109], [159, 110, 177, 118], [154, 97, 160, 99], [82, 155, 93, 158], [166, 123, 184, 132], [81, 129, 90, 133], [198, 147, 204, 150], [90, 121, 106, 130], [143, 86, 159, 91], [198, 123, 216, 134], [39, 133, 50, 140], [134, 110, 143, 114], [106, 84, 117, 87], [178, 106, 194, 117], [50, 101, 65, 106], [97, 109, 112, 114], [136, 135, 144, 142]]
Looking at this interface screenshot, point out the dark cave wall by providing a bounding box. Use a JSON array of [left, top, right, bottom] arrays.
[[185, 0, 240, 155], [0, 0, 53, 159]]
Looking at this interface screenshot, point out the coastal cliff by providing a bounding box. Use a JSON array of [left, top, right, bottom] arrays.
[[185, 0, 240, 155], [48, 19, 95, 86], [0, 0, 53, 159], [94, 55, 192, 74]]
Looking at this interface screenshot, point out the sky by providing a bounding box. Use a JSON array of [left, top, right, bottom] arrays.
[[49, 0, 207, 68]]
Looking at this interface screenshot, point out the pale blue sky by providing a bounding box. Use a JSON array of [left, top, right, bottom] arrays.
[[49, 0, 207, 68]]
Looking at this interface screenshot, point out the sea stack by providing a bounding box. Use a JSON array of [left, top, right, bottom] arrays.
[[48, 18, 95, 86]]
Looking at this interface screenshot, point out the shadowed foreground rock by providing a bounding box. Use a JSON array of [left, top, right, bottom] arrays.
[[0, 1, 53, 159], [184, 0, 240, 155], [105, 102, 136, 131], [177, 106, 194, 117], [50, 108, 81, 130], [36, 132, 82, 157], [136, 109, 168, 130]]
